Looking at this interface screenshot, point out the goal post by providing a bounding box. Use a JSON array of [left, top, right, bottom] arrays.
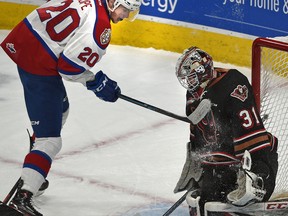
[[252, 37, 288, 111], [251, 37, 288, 199]]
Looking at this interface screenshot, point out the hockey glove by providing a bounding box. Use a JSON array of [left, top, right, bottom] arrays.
[[227, 151, 266, 207], [86, 71, 121, 102]]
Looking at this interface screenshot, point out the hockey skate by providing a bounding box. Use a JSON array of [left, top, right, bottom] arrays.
[[9, 189, 43, 216], [35, 179, 49, 197]]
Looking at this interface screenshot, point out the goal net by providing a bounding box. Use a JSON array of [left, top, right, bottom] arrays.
[[252, 37, 288, 199]]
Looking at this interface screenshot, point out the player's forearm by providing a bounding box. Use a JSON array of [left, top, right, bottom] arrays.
[[59, 70, 95, 86]]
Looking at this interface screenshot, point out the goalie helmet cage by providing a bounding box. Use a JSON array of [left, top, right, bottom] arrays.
[[251, 37, 288, 199]]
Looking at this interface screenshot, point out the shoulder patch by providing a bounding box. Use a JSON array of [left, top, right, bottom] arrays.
[[230, 85, 248, 102], [93, 0, 111, 49], [100, 28, 111, 45]]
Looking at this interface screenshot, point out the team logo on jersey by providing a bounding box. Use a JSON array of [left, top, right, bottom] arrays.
[[230, 85, 248, 102], [100, 28, 111, 45], [6, 43, 16, 53]]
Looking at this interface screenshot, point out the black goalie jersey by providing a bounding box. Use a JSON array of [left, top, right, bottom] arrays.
[[186, 69, 278, 166]]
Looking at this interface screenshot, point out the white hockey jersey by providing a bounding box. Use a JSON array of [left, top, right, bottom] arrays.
[[1, 0, 111, 84]]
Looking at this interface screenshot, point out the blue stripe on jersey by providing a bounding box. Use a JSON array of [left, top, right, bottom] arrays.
[[58, 53, 86, 75]]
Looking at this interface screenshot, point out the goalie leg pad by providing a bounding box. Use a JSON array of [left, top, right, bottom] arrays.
[[227, 169, 266, 207], [227, 151, 266, 207]]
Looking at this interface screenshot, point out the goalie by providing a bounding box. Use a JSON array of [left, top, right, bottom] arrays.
[[174, 46, 278, 215]]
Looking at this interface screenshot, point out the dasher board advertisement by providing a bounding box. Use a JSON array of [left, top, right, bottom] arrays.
[[140, 0, 288, 37]]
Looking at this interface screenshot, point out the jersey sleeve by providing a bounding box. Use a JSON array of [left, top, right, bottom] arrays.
[[1, 0, 111, 79], [224, 70, 271, 157], [57, 0, 111, 85]]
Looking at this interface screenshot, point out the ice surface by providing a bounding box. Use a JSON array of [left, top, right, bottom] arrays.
[[0, 30, 250, 215]]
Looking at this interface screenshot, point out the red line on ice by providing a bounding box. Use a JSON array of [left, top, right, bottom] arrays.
[[55, 119, 175, 160]]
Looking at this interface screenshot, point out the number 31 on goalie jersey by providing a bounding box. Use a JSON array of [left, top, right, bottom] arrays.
[[238, 106, 261, 129]]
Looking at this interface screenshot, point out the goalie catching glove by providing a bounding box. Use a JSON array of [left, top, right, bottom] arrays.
[[227, 150, 266, 207]]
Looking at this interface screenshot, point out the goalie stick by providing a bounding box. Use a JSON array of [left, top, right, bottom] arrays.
[[162, 186, 196, 216], [119, 94, 211, 124]]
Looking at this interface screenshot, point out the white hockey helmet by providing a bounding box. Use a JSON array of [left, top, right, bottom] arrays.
[[108, 0, 141, 21], [176, 46, 215, 93], [113, 0, 142, 11]]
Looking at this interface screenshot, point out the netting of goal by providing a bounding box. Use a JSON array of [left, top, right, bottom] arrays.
[[252, 36, 288, 199]]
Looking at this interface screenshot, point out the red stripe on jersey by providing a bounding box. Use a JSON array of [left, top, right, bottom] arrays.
[[200, 151, 240, 166], [233, 128, 267, 142], [0, 20, 59, 76], [235, 142, 271, 157], [58, 53, 85, 75], [93, 0, 111, 50]]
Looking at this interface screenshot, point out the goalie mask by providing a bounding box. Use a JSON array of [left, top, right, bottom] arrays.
[[176, 47, 215, 93]]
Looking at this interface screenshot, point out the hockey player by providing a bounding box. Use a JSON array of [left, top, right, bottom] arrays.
[[0, 0, 141, 215], [173, 47, 278, 215]]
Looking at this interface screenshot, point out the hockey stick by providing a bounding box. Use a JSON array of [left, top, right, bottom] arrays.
[[162, 191, 189, 216], [119, 94, 191, 123], [2, 178, 22, 205], [2, 130, 34, 205]]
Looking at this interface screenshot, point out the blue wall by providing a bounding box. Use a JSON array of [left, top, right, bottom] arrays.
[[141, 0, 288, 37]]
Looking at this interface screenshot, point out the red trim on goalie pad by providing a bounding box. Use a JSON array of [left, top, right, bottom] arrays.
[[200, 151, 241, 166]]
